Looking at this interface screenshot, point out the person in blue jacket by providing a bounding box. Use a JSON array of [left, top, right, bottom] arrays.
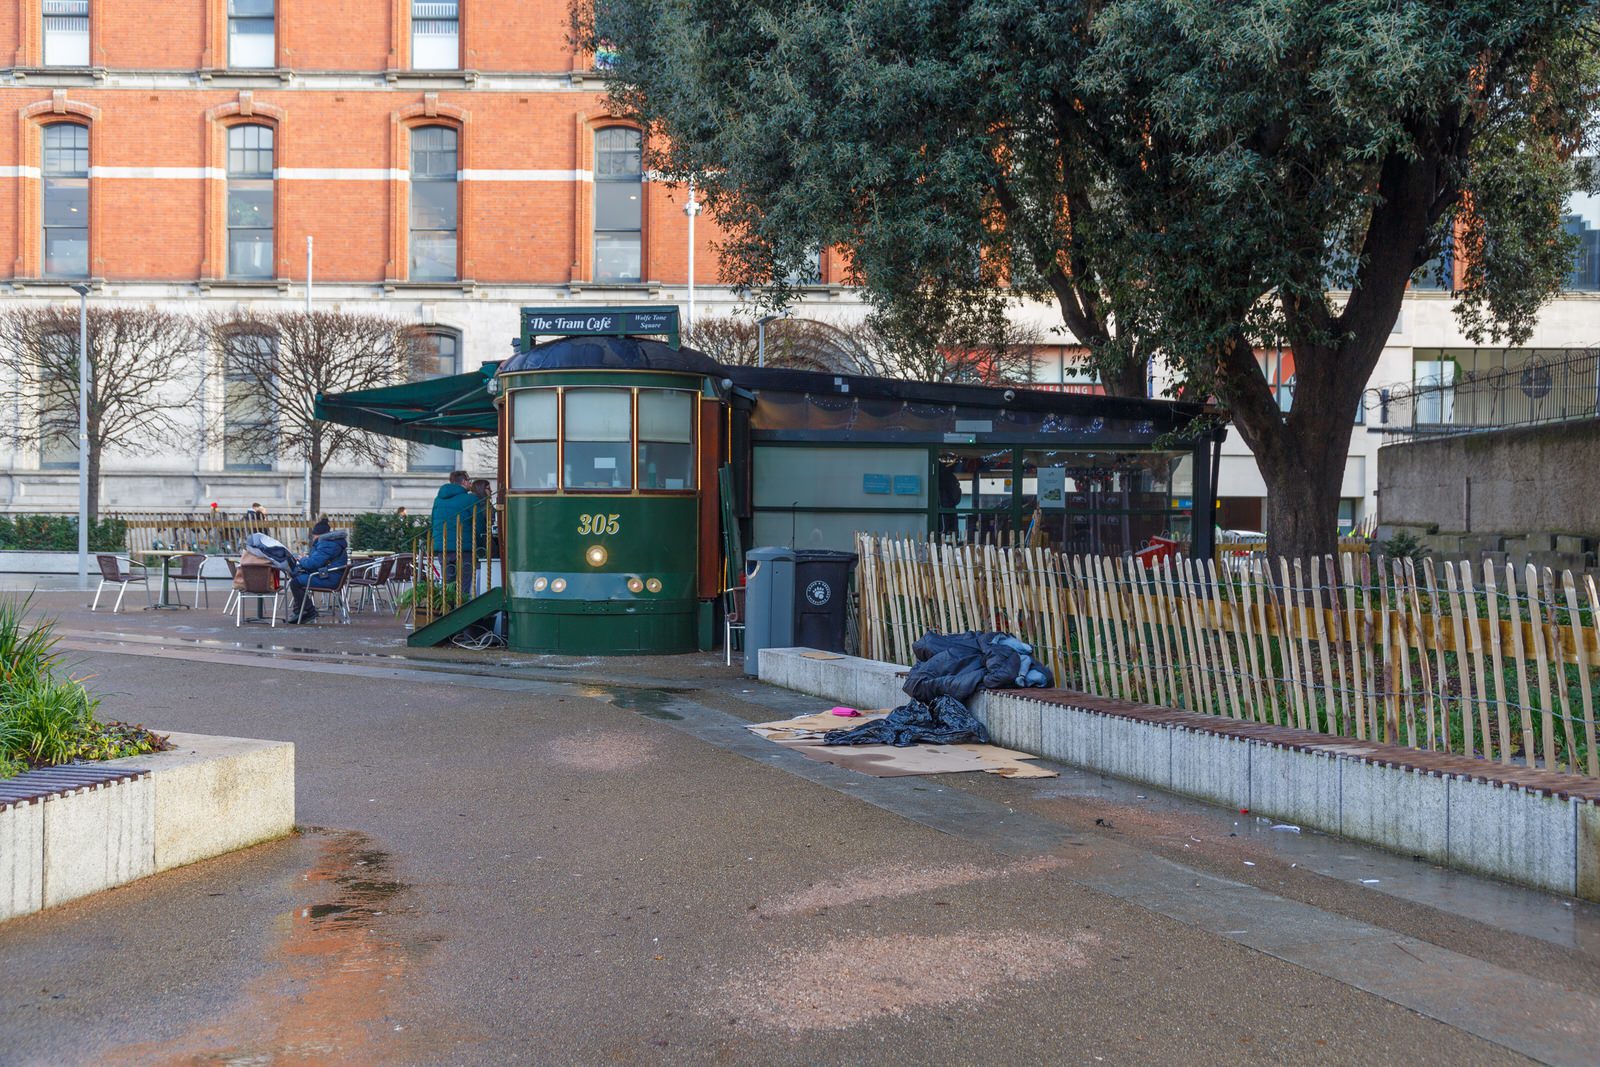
[[431, 470, 488, 585], [288, 528, 349, 622]]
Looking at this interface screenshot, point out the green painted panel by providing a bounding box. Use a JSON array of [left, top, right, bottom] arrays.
[[503, 494, 700, 654]]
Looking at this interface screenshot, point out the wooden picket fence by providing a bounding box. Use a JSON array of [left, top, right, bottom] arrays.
[[116, 513, 360, 554], [856, 535, 1600, 778]]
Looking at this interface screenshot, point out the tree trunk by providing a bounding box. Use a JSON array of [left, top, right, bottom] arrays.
[[309, 459, 324, 519], [1102, 357, 1148, 400], [1254, 434, 1348, 560], [86, 441, 101, 526], [1216, 331, 1362, 561]]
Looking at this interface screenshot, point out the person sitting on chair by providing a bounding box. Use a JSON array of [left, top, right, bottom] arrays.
[[288, 528, 348, 623]]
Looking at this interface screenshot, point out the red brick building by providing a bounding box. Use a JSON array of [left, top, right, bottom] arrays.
[[0, 0, 858, 511]]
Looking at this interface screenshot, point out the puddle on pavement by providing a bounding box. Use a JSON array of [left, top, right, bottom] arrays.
[[575, 683, 693, 720], [103, 828, 447, 1065]]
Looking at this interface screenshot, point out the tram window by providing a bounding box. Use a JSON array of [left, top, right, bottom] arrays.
[[637, 389, 695, 490], [509, 390, 558, 490], [564, 388, 634, 490]]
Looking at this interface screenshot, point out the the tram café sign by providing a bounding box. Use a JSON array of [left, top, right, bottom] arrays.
[[520, 306, 680, 349]]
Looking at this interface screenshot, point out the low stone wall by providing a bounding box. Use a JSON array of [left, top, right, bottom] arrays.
[[0, 732, 294, 921], [0, 551, 82, 575], [759, 647, 1600, 901]]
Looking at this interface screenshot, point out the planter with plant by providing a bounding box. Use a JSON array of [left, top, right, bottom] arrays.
[[394, 580, 462, 628], [0, 597, 170, 780]]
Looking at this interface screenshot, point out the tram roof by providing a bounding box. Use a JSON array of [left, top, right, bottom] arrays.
[[315, 334, 1218, 448]]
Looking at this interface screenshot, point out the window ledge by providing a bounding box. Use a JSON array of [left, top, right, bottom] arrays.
[[198, 278, 293, 294], [8, 66, 106, 85], [384, 69, 478, 88], [197, 68, 294, 86], [568, 282, 666, 297], [9, 277, 105, 293], [383, 279, 478, 294]]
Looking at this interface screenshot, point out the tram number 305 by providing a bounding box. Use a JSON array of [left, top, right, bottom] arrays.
[[576, 513, 621, 536]]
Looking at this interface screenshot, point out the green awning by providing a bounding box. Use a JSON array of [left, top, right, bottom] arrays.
[[314, 363, 501, 448]]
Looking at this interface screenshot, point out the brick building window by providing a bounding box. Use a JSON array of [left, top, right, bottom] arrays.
[[227, 125, 275, 279], [228, 0, 275, 69], [594, 127, 642, 283], [42, 0, 89, 67], [409, 126, 458, 281], [412, 1, 459, 70], [42, 123, 89, 279], [408, 329, 462, 471], [223, 331, 276, 470]]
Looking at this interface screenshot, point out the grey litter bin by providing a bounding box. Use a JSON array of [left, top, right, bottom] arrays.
[[743, 546, 796, 676], [794, 549, 858, 654]]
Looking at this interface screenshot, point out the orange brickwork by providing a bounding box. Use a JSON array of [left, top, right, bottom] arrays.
[[0, 2, 768, 288]]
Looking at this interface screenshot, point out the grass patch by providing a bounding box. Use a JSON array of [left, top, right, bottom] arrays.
[[0, 596, 170, 780]]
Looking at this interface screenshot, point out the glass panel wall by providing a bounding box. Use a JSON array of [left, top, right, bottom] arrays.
[[563, 388, 632, 489], [509, 389, 557, 490], [637, 389, 695, 490]]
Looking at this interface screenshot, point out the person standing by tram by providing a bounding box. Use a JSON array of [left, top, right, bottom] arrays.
[[431, 470, 487, 589]]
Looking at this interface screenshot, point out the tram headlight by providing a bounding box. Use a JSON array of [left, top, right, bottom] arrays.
[[551, 578, 568, 593], [585, 545, 608, 567], [645, 578, 663, 593], [627, 578, 644, 593], [532, 577, 548, 592]]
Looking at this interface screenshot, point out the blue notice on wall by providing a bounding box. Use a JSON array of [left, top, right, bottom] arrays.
[[893, 475, 922, 496], [863, 473, 892, 495]]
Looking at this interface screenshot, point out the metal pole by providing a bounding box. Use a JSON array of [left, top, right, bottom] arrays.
[[757, 318, 765, 369], [304, 236, 313, 520], [72, 285, 89, 590], [683, 178, 700, 333]]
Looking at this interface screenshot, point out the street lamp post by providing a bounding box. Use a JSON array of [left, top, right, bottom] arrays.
[[757, 311, 788, 369], [683, 178, 701, 333], [69, 284, 90, 590], [304, 236, 313, 519]]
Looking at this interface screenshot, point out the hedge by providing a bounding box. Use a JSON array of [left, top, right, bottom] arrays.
[[0, 515, 128, 552], [349, 512, 431, 552]]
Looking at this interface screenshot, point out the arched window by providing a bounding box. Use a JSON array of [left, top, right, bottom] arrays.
[[220, 329, 277, 470], [37, 330, 78, 468], [408, 328, 462, 472], [227, 125, 274, 279], [593, 127, 642, 283], [42, 123, 89, 279], [409, 126, 458, 281]]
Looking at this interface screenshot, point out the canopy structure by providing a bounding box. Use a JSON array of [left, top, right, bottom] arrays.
[[313, 362, 501, 448]]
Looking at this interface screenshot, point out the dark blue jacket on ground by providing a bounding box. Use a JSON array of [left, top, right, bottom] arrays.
[[292, 530, 348, 589]]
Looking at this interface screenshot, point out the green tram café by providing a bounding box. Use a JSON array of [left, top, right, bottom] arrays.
[[316, 306, 1224, 656]]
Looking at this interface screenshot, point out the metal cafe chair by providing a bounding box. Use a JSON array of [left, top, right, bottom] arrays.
[[723, 585, 747, 667], [168, 552, 211, 608], [386, 553, 415, 614], [91, 554, 152, 613], [347, 554, 396, 613], [293, 563, 354, 624], [235, 564, 283, 627]]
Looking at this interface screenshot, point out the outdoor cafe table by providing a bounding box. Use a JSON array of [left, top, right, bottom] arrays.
[[136, 549, 193, 611]]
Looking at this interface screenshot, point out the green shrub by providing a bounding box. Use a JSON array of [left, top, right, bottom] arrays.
[[350, 512, 430, 552], [0, 596, 169, 779], [0, 514, 127, 552], [1380, 531, 1431, 562]]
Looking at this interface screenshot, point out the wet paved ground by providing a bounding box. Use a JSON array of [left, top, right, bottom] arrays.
[[4, 586, 1600, 1064]]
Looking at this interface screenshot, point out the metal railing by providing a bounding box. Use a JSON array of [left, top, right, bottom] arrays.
[[1376, 346, 1600, 442]]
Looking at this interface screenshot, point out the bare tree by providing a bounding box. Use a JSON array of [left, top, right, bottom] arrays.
[[206, 309, 430, 516], [686, 310, 1043, 384], [0, 305, 204, 521]]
